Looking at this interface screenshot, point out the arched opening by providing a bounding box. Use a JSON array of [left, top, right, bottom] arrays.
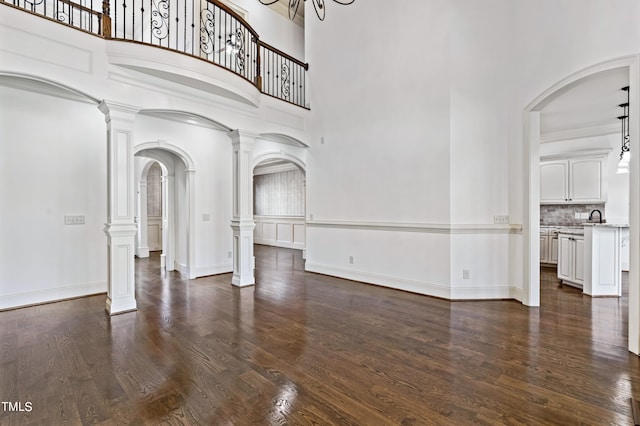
[[523, 55, 640, 354], [252, 156, 306, 253], [135, 142, 197, 278]]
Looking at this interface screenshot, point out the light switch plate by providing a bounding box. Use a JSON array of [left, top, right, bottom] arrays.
[[65, 215, 85, 225], [494, 215, 509, 224]]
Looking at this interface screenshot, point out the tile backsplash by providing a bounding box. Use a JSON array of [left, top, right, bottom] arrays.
[[540, 204, 605, 226]]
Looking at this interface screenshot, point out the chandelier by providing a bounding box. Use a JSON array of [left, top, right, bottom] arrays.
[[259, 0, 355, 21]]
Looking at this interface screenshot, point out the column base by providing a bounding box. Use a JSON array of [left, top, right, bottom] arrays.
[[106, 296, 137, 315], [232, 273, 256, 287]]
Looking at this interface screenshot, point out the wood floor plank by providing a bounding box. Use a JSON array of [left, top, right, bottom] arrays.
[[1, 248, 640, 424]]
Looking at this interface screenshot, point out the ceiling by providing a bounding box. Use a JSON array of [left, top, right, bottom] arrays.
[[540, 68, 629, 143], [267, 1, 304, 27]]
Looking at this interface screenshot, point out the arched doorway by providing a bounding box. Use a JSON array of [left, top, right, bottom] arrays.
[[523, 55, 640, 354], [134, 141, 197, 279]]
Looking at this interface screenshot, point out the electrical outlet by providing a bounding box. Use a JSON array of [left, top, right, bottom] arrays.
[[309, 213, 314, 221], [581, 213, 589, 219], [228, 251, 232, 259], [349, 256, 354, 264], [321, 136, 325, 144], [65, 215, 85, 225], [493, 215, 509, 224], [574, 212, 581, 219], [463, 269, 470, 280], [202, 213, 210, 221]]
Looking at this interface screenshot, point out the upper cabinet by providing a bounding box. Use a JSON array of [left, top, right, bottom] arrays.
[[540, 156, 607, 204]]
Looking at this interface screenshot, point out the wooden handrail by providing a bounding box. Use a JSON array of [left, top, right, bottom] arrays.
[[258, 40, 309, 70], [57, 0, 102, 16], [207, 0, 259, 39]]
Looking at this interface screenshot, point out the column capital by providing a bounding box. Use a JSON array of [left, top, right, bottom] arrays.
[[230, 219, 256, 232], [227, 129, 258, 147], [103, 222, 138, 238], [98, 100, 140, 123]]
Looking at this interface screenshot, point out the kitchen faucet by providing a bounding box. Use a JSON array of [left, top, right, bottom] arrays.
[[589, 209, 602, 223]]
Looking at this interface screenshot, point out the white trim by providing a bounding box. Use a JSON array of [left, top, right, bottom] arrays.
[[0, 281, 106, 311], [306, 220, 522, 235], [305, 262, 452, 299], [255, 240, 304, 250], [253, 163, 300, 175], [540, 149, 612, 162], [193, 263, 233, 277], [253, 151, 306, 171], [134, 140, 196, 170], [305, 263, 520, 301], [540, 123, 619, 144], [175, 262, 190, 277]]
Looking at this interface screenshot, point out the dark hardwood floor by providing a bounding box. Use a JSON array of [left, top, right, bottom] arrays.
[[1, 247, 639, 425]]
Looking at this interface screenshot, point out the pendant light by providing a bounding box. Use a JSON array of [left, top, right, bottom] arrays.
[[617, 86, 630, 174]]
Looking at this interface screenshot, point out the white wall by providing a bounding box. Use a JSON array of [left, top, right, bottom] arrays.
[[221, 0, 305, 60], [305, 0, 640, 300], [0, 87, 107, 309]]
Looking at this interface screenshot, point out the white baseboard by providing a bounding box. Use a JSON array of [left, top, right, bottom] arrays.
[[510, 286, 524, 302], [306, 262, 519, 301], [193, 263, 233, 277], [136, 247, 150, 258], [305, 262, 451, 299], [0, 281, 106, 311], [451, 285, 514, 300], [255, 239, 305, 250]]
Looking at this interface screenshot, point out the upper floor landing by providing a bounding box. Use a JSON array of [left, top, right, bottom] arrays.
[[0, 0, 309, 109]]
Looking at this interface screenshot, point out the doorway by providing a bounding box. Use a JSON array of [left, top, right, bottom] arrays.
[[524, 55, 640, 354], [134, 143, 197, 278]]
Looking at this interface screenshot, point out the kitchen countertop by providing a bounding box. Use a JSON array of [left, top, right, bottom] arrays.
[[558, 228, 584, 236], [582, 223, 629, 228]]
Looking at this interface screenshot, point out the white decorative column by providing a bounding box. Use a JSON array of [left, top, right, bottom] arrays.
[[229, 130, 256, 287], [186, 169, 197, 279], [98, 101, 139, 315], [164, 174, 175, 271], [136, 180, 150, 258]]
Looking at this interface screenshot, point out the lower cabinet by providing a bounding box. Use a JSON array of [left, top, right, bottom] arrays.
[[557, 233, 584, 288], [540, 232, 558, 265]]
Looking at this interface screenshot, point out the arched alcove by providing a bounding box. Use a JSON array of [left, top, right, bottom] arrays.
[[253, 155, 306, 251]]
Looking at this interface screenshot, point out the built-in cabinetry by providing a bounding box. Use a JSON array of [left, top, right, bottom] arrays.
[[540, 229, 558, 265], [540, 155, 607, 204], [557, 232, 584, 288]]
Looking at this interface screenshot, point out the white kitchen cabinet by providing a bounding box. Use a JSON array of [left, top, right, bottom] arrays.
[[540, 229, 558, 265], [540, 161, 569, 203], [549, 234, 558, 264], [557, 233, 584, 288], [540, 156, 606, 204], [540, 234, 549, 263]]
